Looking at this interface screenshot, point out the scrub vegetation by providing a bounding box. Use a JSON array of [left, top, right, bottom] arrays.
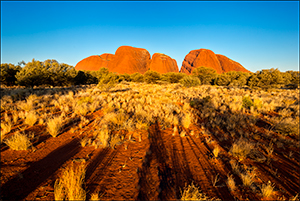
[[0, 61, 299, 200]]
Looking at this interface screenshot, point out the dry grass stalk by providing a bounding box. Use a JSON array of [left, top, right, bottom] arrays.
[[97, 129, 109, 148], [90, 193, 100, 201], [260, 181, 275, 198], [12, 111, 19, 124], [18, 99, 34, 111], [54, 162, 86, 200], [5, 132, 31, 150], [213, 146, 220, 158], [230, 160, 240, 174], [180, 130, 186, 137], [240, 172, 255, 187], [1, 121, 12, 136], [182, 113, 192, 128], [173, 126, 178, 136], [80, 136, 90, 147], [227, 174, 236, 191], [181, 182, 211, 200]]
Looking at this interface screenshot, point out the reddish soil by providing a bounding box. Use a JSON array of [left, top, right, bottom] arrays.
[[1, 109, 299, 200]]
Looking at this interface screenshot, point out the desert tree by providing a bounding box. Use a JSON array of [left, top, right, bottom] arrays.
[[130, 72, 144, 82], [179, 75, 201, 87], [192, 66, 217, 85], [161, 72, 186, 83], [144, 70, 161, 84], [16, 59, 49, 87], [0, 63, 22, 86]]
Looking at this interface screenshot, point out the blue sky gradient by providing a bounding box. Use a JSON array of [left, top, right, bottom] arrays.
[[1, 1, 299, 72]]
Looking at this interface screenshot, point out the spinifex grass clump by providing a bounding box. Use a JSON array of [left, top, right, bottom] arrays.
[[24, 111, 38, 126], [181, 182, 212, 200], [5, 132, 31, 150], [47, 116, 63, 137], [260, 181, 275, 198], [1, 121, 12, 136], [230, 138, 254, 161], [54, 162, 86, 200]]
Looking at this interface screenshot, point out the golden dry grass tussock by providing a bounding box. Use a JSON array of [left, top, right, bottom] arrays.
[[54, 162, 86, 200], [4, 132, 31, 150], [47, 116, 64, 137], [181, 182, 218, 200]]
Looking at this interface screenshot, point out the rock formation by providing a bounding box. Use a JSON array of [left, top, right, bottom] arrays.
[[148, 53, 179, 73], [75, 46, 248, 75], [75, 54, 114, 71], [180, 48, 249, 74], [216, 54, 250, 73], [107, 46, 151, 74]]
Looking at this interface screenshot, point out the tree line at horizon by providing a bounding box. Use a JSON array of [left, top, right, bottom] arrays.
[[1, 59, 299, 89]]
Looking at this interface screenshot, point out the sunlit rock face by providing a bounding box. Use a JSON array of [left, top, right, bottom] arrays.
[[107, 46, 151, 74], [216, 54, 250, 73], [148, 53, 179, 73], [180, 48, 250, 74], [75, 54, 114, 71], [75, 47, 249, 75]]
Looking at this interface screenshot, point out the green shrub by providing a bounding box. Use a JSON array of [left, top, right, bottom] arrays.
[[130, 72, 144, 82], [192, 66, 217, 85], [0, 63, 22, 86], [242, 96, 254, 109], [161, 72, 186, 83], [15, 59, 78, 87], [119, 73, 132, 82], [179, 76, 201, 87], [144, 70, 161, 84], [214, 74, 231, 86], [98, 73, 120, 91]]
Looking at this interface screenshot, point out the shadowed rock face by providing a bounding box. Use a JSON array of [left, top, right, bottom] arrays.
[[148, 53, 179, 73], [75, 54, 114, 71], [180, 49, 250, 74], [107, 46, 151, 74]]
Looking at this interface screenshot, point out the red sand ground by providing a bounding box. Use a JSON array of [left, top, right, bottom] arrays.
[[1, 109, 299, 200]]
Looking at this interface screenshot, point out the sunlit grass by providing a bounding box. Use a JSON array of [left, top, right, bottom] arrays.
[[5, 132, 31, 150], [54, 162, 86, 200]]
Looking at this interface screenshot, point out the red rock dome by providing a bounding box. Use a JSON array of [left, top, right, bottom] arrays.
[[107, 46, 151, 74], [180, 48, 249, 74], [148, 53, 179, 73], [75, 54, 114, 71], [216, 54, 250, 73]]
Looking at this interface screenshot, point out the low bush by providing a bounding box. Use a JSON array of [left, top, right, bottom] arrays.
[[242, 96, 254, 109], [179, 76, 201, 87], [130, 72, 144, 82], [144, 70, 161, 84]]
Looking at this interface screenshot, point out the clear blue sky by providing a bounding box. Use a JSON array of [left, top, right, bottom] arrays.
[[1, 1, 299, 72]]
